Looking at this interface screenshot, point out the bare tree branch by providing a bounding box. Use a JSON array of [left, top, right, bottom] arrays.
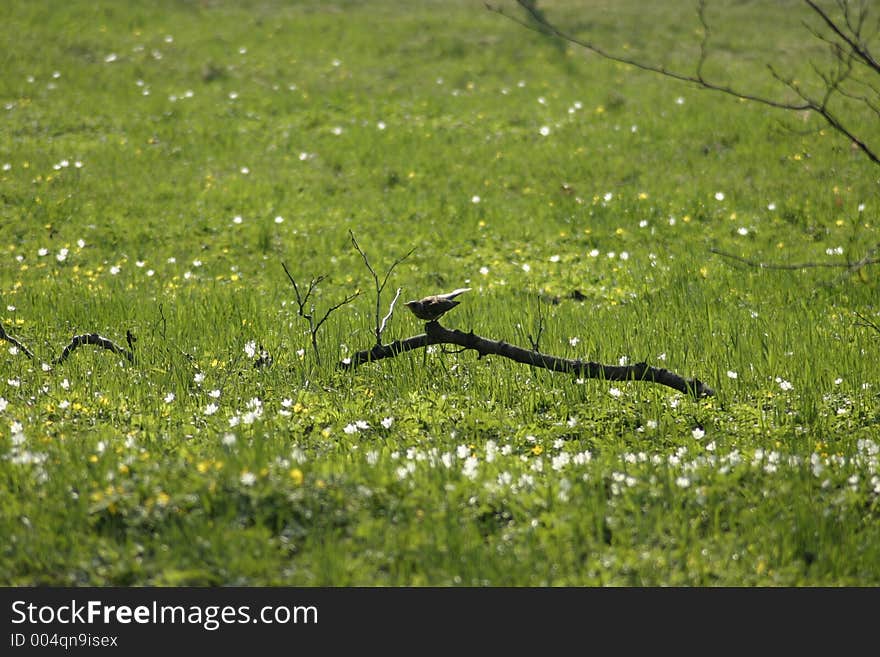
[[488, 0, 880, 166], [525, 295, 546, 352], [151, 303, 196, 364], [806, 0, 879, 73], [837, 83, 880, 119], [696, 0, 711, 83], [341, 320, 713, 398], [315, 291, 361, 335], [282, 261, 360, 366], [489, 1, 812, 109]]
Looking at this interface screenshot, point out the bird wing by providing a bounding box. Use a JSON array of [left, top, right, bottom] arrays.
[[425, 297, 459, 310]]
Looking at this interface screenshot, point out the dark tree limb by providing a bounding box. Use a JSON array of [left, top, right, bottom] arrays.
[[805, 0, 879, 74], [0, 322, 34, 359], [340, 332, 432, 368], [488, 1, 812, 110], [340, 321, 714, 398], [53, 333, 134, 365], [489, 0, 880, 166]]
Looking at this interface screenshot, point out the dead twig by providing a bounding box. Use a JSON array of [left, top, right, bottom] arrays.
[[853, 310, 880, 336], [805, 0, 879, 74], [527, 296, 545, 352], [282, 261, 360, 366], [381, 287, 403, 337], [349, 230, 414, 346]]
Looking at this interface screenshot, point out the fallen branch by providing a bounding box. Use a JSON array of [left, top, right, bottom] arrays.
[[0, 322, 34, 359], [54, 333, 135, 365], [340, 321, 714, 398]]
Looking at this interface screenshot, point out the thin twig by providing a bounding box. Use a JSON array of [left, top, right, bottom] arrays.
[[315, 291, 361, 335], [349, 230, 414, 346], [281, 261, 359, 365], [805, 0, 879, 73], [826, 242, 880, 286], [380, 287, 403, 337], [527, 297, 545, 352], [696, 0, 711, 82], [152, 304, 195, 363], [490, 1, 812, 109], [158, 303, 167, 340], [853, 310, 880, 336]]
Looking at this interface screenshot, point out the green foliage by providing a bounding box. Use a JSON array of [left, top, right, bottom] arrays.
[[1, 0, 879, 585]]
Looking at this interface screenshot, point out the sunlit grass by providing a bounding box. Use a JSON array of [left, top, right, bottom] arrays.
[[1, 0, 879, 585]]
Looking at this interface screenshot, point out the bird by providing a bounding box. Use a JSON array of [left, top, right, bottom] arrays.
[[404, 287, 472, 322]]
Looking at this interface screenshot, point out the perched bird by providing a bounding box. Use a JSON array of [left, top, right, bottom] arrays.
[[404, 287, 472, 322]]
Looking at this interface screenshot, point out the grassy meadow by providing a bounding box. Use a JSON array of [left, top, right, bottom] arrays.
[[1, 0, 879, 585]]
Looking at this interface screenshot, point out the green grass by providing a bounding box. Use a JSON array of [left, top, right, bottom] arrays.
[[1, 0, 879, 586]]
